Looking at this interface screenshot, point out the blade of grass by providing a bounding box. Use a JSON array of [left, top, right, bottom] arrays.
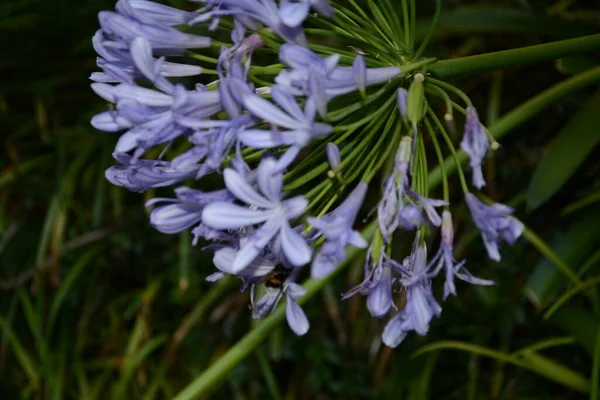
[[413, 341, 590, 392], [48, 247, 101, 332], [0, 316, 40, 388]]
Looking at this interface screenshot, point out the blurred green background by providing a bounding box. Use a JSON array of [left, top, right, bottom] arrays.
[[1, 0, 600, 399]]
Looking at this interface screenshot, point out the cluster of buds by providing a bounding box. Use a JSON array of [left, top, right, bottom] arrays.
[[91, 0, 523, 346]]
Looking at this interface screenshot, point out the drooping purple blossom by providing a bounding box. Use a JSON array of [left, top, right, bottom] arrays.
[[461, 106, 489, 189], [377, 136, 411, 240], [397, 202, 423, 230], [382, 245, 442, 348], [406, 189, 447, 227], [202, 158, 312, 272], [465, 193, 524, 261], [341, 244, 393, 318], [431, 211, 495, 299], [307, 183, 368, 279]]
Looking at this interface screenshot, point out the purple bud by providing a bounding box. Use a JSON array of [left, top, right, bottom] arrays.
[[461, 107, 489, 189], [396, 88, 408, 122]]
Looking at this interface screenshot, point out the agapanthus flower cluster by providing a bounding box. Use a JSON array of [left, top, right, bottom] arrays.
[[91, 0, 524, 347]]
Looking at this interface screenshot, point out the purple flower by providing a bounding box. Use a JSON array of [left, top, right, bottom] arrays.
[[465, 193, 524, 261], [191, 0, 310, 44], [461, 106, 489, 189], [307, 183, 368, 279], [250, 276, 310, 335], [382, 245, 442, 348], [116, 0, 197, 26], [276, 45, 400, 116], [202, 158, 312, 272], [91, 32, 202, 85], [432, 211, 495, 299], [91, 83, 222, 160], [377, 136, 412, 240], [342, 244, 393, 318], [92, 0, 206, 85], [397, 202, 423, 230], [406, 189, 447, 227], [98, 4, 210, 53], [213, 246, 277, 290], [238, 85, 332, 171], [366, 264, 393, 317], [105, 153, 202, 192], [146, 187, 232, 241]]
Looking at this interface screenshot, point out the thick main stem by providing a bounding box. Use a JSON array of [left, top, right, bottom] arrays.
[[429, 34, 600, 78]]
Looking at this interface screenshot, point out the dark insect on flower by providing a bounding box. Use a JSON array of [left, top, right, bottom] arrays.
[[263, 264, 292, 290]]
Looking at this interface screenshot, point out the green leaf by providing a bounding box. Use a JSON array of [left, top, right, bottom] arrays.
[[0, 316, 40, 388], [524, 213, 600, 310], [48, 247, 101, 332], [516, 351, 590, 392], [527, 90, 600, 210], [413, 341, 590, 393], [547, 307, 600, 357]]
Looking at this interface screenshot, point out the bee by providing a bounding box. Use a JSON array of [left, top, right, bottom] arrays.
[[263, 264, 291, 290]]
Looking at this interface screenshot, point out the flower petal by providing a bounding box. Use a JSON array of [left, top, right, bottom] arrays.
[[286, 298, 309, 335], [223, 168, 274, 209], [257, 158, 282, 203], [280, 222, 312, 266], [202, 202, 271, 229], [382, 313, 408, 348], [279, 2, 310, 28]]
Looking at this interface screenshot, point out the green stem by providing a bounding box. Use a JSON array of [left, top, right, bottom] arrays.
[[172, 222, 376, 400], [425, 119, 449, 203], [428, 112, 469, 194], [429, 34, 600, 78], [414, 0, 440, 59], [428, 66, 600, 188], [427, 77, 472, 106]]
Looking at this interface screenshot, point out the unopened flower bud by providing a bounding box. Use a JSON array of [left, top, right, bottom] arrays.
[[407, 73, 425, 126], [441, 210, 454, 246], [396, 88, 408, 122]]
